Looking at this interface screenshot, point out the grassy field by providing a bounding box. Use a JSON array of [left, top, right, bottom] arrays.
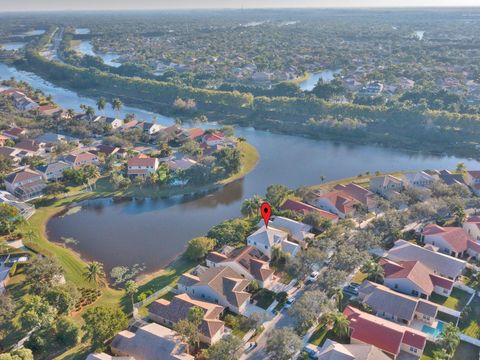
[[429, 288, 472, 311]]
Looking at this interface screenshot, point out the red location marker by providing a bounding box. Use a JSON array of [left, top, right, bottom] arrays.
[[260, 202, 272, 228]]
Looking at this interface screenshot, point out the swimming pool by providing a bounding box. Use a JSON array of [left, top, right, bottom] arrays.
[[421, 321, 444, 337]]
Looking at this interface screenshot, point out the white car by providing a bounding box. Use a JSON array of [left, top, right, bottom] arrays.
[[284, 297, 296, 309], [306, 271, 319, 283]]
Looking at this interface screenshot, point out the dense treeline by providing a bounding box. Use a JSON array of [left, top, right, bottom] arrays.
[[19, 51, 480, 157]]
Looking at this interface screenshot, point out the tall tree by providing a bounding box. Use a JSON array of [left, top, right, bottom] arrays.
[[82, 306, 128, 349], [266, 327, 302, 360], [325, 311, 349, 337], [112, 98, 123, 117], [438, 323, 461, 357], [361, 260, 385, 283], [96, 97, 107, 114], [206, 334, 243, 360], [24, 256, 64, 294], [265, 184, 291, 209], [240, 195, 263, 218], [125, 280, 138, 308]]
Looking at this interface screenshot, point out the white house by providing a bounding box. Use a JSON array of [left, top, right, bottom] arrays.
[[463, 216, 480, 241], [127, 154, 159, 178], [36, 161, 72, 181], [247, 225, 300, 258], [4, 169, 46, 201], [422, 224, 480, 259], [402, 171, 437, 188], [369, 175, 404, 199], [64, 152, 99, 168], [262, 216, 314, 245], [143, 123, 165, 135]]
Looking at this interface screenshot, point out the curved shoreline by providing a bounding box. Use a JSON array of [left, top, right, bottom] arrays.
[[35, 141, 259, 289]]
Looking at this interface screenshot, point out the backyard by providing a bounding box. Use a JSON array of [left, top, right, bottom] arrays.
[[458, 296, 480, 339], [429, 288, 472, 311], [308, 320, 349, 347]]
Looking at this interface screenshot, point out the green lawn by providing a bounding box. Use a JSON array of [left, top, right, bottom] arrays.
[[252, 288, 276, 309], [436, 311, 458, 325], [453, 341, 480, 360], [459, 296, 480, 338], [429, 288, 472, 311], [308, 322, 349, 347], [421, 340, 437, 360]]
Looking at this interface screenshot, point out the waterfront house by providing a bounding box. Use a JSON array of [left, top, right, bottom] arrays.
[[95, 116, 124, 129], [127, 154, 159, 178], [380, 258, 454, 299], [177, 266, 250, 314], [64, 151, 99, 168], [247, 225, 300, 258], [307, 189, 360, 218], [36, 105, 63, 117], [466, 170, 480, 195], [202, 132, 225, 147], [262, 216, 314, 245], [0, 190, 35, 219], [402, 171, 437, 188], [333, 183, 376, 211], [144, 123, 165, 135], [387, 240, 466, 280], [358, 281, 438, 326], [166, 157, 197, 171], [109, 323, 194, 360], [36, 161, 72, 181], [344, 306, 427, 359], [4, 168, 46, 201], [149, 293, 225, 345], [279, 198, 339, 223], [176, 128, 205, 143], [206, 245, 274, 288], [369, 175, 403, 199], [433, 170, 467, 187], [422, 224, 480, 259]]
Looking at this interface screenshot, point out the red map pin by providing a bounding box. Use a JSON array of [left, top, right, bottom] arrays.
[[260, 202, 272, 228]]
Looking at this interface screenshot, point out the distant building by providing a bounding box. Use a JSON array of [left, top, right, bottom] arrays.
[[369, 175, 403, 199], [4, 168, 46, 201], [64, 152, 99, 168], [36, 161, 72, 181]]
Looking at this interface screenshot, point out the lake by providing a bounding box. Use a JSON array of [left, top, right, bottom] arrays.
[[74, 40, 122, 68], [299, 69, 341, 91], [0, 42, 26, 51], [1, 62, 478, 275]]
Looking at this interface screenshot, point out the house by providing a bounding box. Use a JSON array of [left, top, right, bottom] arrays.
[[127, 154, 159, 178], [87, 354, 134, 360], [433, 170, 466, 187], [36, 105, 62, 117], [96, 144, 120, 157], [4, 168, 46, 201], [0, 134, 8, 146], [2, 127, 27, 140], [120, 119, 139, 132], [463, 216, 480, 241], [64, 152, 98, 168], [206, 245, 274, 288], [344, 306, 427, 359], [380, 258, 454, 298], [149, 293, 225, 345], [307, 189, 360, 218], [387, 240, 466, 280], [361, 82, 384, 96], [166, 157, 197, 171], [95, 116, 124, 129], [247, 225, 300, 258], [466, 171, 480, 195], [14, 140, 45, 155], [35, 132, 69, 144], [144, 123, 165, 135], [177, 128, 205, 142], [263, 216, 314, 245], [36, 161, 72, 181], [109, 323, 194, 360], [202, 132, 225, 147], [369, 175, 403, 199], [0, 190, 35, 219], [402, 171, 437, 188], [279, 199, 339, 223], [358, 281, 438, 326], [12, 92, 39, 111], [177, 266, 250, 314], [308, 339, 390, 360], [333, 183, 376, 211], [422, 224, 480, 259], [0, 146, 23, 163]]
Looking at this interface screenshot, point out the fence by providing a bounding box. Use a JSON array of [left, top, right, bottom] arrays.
[[132, 286, 176, 319]]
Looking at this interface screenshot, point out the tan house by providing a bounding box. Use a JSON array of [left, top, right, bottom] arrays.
[[334, 183, 376, 211], [110, 323, 194, 360], [149, 293, 224, 345], [307, 189, 360, 218], [65, 151, 99, 168], [369, 175, 403, 199], [206, 246, 274, 288], [177, 266, 250, 314]]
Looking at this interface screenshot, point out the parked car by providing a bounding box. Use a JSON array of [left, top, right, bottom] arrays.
[[306, 271, 319, 283], [343, 284, 359, 297], [284, 297, 296, 309]]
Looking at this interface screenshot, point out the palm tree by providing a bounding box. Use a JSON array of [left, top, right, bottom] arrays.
[[85, 106, 96, 121], [125, 280, 138, 308], [361, 260, 384, 283], [438, 323, 460, 357], [112, 98, 123, 117], [329, 287, 344, 308], [432, 348, 449, 360], [66, 108, 75, 119], [325, 311, 349, 337], [240, 195, 263, 217], [96, 97, 107, 114], [83, 261, 105, 287], [455, 162, 467, 174], [320, 175, 326, 183]]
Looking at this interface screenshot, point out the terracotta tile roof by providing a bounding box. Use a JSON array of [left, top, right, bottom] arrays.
[[149, 293, 224, 339], [280, 199, 339, 221], [128, 154, 158, 167], [381, 258, 453, 294], [15, 139, 41, 152], [334, 183, 374, 207], [186, 128, 205, 140], [206, 251, 228, 263], [344, 306, 426, 356], [423, 224, 471, 253], [65, 151, 97, 164], [5, 168, 42, 185], [313, 189, 358, 215], [97, 144, 119, 155]]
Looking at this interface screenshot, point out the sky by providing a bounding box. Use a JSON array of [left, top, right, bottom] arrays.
[[1, 0, 479, 12]]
